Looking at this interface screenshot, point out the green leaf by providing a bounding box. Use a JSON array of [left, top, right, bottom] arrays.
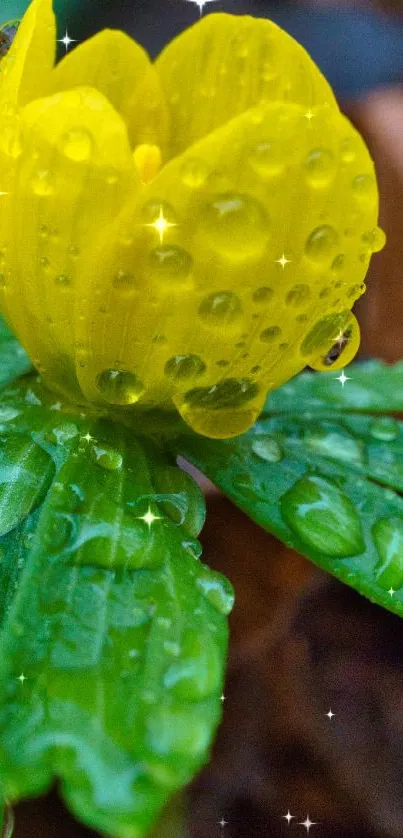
[[0, 379, 234, 838], [264, 360, 403, 414], [173, 406, 403, 619], [0, 317, 31, 391]]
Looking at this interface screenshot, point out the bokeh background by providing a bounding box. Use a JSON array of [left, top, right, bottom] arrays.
[[2, 0, 403, 836]]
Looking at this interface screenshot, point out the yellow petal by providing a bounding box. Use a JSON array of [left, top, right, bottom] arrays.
[[0, 0, 55, 107], [155, 12, 337, 159], [73, 99, 379, 438], [0, 86, 138, 402], [47, 29, 169, 152]]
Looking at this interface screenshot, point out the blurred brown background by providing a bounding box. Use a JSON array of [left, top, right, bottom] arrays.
[[8, 0, 403, 836]]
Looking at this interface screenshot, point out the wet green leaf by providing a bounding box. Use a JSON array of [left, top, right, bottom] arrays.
[[0, 317, 31, 391], [173, 407, 403, 619], [264, 360, 403, 414], [0, 381, 233, 838]]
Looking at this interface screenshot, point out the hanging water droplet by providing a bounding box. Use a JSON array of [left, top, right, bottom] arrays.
[[300, 311, 350, 357], [61, 128, 93, 162], [281, 473, 365, 557], [305, 225, 340, 265], [361, 227, 386, 253], [200, 193, 269, 258], [372, 517, 403, 591], [198, 291, 242, 326], [196, 569, 235, 615], [252, 435, 283, 463], [164, 354, 206, 381], [304, 148, 336, 186], [96, 369, 145, 405], [91, 443, 123, 471], [370, 417, 399, 442], [149, 245, 193, 287], [184, 378, 259, 410], [181, 157, 210, 188]]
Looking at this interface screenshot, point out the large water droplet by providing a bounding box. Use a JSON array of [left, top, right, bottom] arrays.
[[370, 417, 399, 442], [61, 128, 93, 162], [308, 313, 360, 371], [252, 286, 273, 304], [196, 568, 235, 615], [304, 425, 364, 465], [247, 141, 285, 178], [281, 474, 365, 557], [198, 291, 242, 326], [91, 443, 123, 471], [184, 378, 259, 410], [305, 225, 339, 265], [200, 193, 269, 258], [361, 227, 386, 253], [300, 311, 350, 358], [352, 174, 377, 203], [372, 517, 403, 591], [96, 369, 145, 405], [259, 325, 281, 343], [149, 245, 193, 287], [164, 354, 206, 381], [163, 630, 221, 700], [252, 435, 283, 463], [304, 148, 336, 186]]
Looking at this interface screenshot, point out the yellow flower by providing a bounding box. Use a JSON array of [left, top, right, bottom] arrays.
[[0, 0, 383, 438]]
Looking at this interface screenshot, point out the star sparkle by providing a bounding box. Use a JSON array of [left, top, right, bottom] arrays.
[[305, 110, 315, 121], [335, 369, 350, 387], [218, 818, 228, 828], [137, 506, 163, 528], [17, 673, 26, 684], [220, 693, 226, 702], [282, 810, 295, 825], [298, 815, 317, 833], [388, 587, 396, 597], [326, 708, 335, 720], [57, 29, 77, 52], [144, 206, 177, 244], [81, 432, 95, 443], [275, 253, 292, 269], [184, 0, 219, 16]]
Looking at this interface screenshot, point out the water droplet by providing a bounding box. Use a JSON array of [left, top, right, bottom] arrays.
[[96, 369, 145, 405], [199, 291, 242, 326], [259, 325, 281, 343], [331, 254, 345, 273], [305, 225, 340, 265], [200, 193, 269, 258], [281, 474, 365, 557], [142, 199, 177, 226], [309, 313, 360, 371], [304, 148, 336, 186], [164, 354, 206, 381], [47, 422, 79, 446], [184, 378, 259, 410], [252, 435, 283, 463], [370, 417, 399, 442], [305, 425, 364, 465], [39, 224, 49, 239], [163, 640, 180, 656], [31, 169, 54, 196], [372, 517, 403, 591], [146, 704, 211, 756], [163, 630, 221, 700], [55, 274, 71, 289], [247, 141, 285, 178], [0, 406, 19, 421], [352, 174, 376, 203], [361, 227, 386, 253], [182, 538, 203, 559], [51, 480, 84, 513], [91, 443, 123, 471], [181, 157, 210, 188], [112, 270, 136, 294], [61, 128, 93, 162], [340, 138, 356, 163], [149, 245, 193, 287], [300, 311, 350, 357], [68, 244, 80, 258], [252, 286, 273, 304], [39, 256, 49, 269], [286, 284, 311, 307], [196, 568, 235, 615]]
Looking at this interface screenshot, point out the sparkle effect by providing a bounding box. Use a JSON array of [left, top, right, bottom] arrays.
[[305, 110, 315, 121], [388, 587, 396, 597], [137, 506, 163, 529], [17, 673, 26, 684], [282, 810, 295, 825], [184, 0, 219, 17], [298, 815, 317, 833], [275, 253, 292, 269], [326, 709, 335, 720], [335, 369, 351, 387], [81, 432, 94, 443], [218, 818, 228, 828], [144, 206, 177, 244], [57, 29, 77, 52]]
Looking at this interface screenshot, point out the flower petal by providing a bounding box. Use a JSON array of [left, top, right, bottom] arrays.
[[48, 29, 169, 151], [0, 0, 55, 107], [0, 86, 139, 402], [72, 99, 379, 437], [155, 12, 337, 159]]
